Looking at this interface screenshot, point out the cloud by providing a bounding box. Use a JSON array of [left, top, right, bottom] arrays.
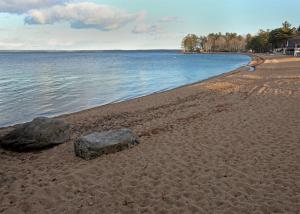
[[0, 41, 24, 48], [24, 2, 143, 31], [132, 16, 183, 34], [159, 16, 183, 23], [0, 0, 68, 13], [47, 38, 74, 47], [132, 23, 164, 34]]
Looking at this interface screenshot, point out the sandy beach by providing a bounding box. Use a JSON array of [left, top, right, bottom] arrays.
[[0, 55, 300, 213]]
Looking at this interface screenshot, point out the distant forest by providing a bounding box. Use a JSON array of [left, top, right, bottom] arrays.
[[181, 21, 300, 53]]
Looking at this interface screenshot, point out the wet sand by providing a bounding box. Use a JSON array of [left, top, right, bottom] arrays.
[[0, 55, 300, 213]]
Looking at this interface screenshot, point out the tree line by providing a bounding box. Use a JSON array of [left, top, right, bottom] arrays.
[[182, 21, 300, 53]]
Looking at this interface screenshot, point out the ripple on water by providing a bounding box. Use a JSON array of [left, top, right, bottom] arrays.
[[0, 51, 250, 127]]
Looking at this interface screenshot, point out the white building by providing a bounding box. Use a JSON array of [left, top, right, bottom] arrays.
[[284, 35, 300, 56]]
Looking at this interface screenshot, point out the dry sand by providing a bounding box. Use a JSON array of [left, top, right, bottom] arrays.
[[0, 55, 300, 214]]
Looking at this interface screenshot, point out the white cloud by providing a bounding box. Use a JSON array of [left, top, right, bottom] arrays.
[[47, 38, 74, 47], [132, 16, 182, 34], [0, 0, 68, 13], [132, 23, 164, 34], [24, 2, 144, 31], [0, 41, 24, 48], [159, 16, 183, 23]]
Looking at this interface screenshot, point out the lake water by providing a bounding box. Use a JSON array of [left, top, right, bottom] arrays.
[[0, 51, 250, 127]]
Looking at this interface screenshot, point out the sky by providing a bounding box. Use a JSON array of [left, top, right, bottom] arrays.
[[0, 0, 299, 50]]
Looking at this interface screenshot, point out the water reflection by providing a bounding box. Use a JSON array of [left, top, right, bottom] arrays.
[[0, 51, 250, 127]]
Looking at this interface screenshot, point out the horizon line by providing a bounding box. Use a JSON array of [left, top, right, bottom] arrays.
[[0, 49, 181, 52]]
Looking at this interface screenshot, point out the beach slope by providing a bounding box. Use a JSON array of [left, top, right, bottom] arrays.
[[0, 55, 300, 213]]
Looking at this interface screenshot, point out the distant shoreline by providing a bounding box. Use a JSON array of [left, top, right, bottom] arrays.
[[0, 49, 181, 53], [0, 50, 254, 54]]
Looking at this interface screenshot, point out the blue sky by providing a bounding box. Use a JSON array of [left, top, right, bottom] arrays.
[[0, 0, 299, 50]]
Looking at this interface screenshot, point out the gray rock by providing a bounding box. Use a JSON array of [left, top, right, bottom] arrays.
[[74, 128, 139, 160], [0, 117, 70, 152]]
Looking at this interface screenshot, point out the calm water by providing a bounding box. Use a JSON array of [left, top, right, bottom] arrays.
[[0, 51, 250, 127]]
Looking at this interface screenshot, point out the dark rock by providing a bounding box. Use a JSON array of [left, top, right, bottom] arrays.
[[0, 117, 70, 152], [74, 128, 139, 160]]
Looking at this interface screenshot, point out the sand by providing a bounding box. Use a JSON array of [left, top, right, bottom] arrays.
[[0, 55, 300, 214]]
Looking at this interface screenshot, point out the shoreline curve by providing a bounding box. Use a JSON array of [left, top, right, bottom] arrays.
[[0, 53, 255, 130]]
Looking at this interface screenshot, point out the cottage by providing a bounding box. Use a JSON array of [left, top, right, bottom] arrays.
[[284, 35, 300, 56]]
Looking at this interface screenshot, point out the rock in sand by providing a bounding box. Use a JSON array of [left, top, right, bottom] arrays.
[[74, 128, 139, 160], [0, 117, 70, 152]]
